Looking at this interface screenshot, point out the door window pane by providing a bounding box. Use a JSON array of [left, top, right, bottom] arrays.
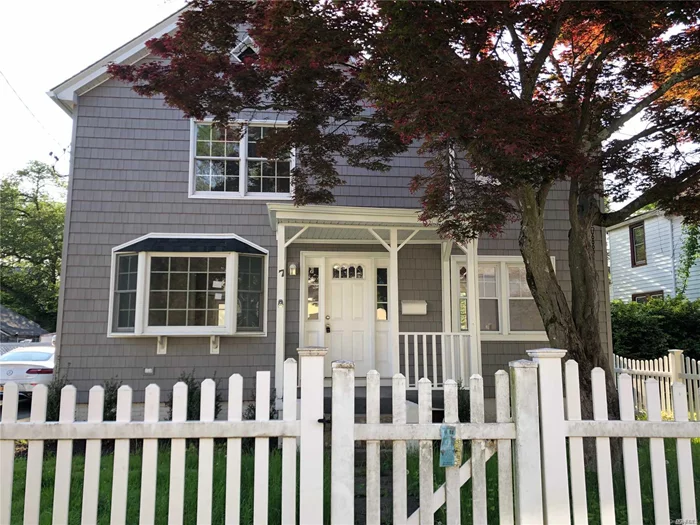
[[376, 268, 388, 320], [307, 267, 319, 320]]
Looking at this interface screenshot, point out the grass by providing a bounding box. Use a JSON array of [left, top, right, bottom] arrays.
[[10, 439, 700, 524]]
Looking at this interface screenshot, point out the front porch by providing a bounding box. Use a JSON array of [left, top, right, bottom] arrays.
[[269, 204, 484, 398]]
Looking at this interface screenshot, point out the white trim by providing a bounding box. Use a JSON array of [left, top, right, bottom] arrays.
[[605, 210, 665, 232], [47, 7, 187, 115], [275, 225, 287, 400], [267, 204, 426, 230], [112, 232, 268, 255], [188, 120, 295, 201]]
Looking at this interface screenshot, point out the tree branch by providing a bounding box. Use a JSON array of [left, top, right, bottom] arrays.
[[523, 3, 570, 99], [596, 163, 700, 227], [593, 65, 700, 148], [604, 114, 698, 157]]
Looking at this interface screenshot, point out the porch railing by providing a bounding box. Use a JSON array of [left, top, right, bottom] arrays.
[[398, 332, 476, 389]]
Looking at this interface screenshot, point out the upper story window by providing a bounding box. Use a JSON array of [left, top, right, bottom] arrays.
[[109, 234, 268, 337], [191, 122, 293, 200], [629, 222, 647, 267]]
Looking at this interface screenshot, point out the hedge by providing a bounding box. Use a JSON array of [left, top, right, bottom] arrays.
[[610, 297, 700, 361]]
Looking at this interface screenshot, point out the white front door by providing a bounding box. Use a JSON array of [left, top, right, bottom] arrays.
[[324, 258, 372, 376]]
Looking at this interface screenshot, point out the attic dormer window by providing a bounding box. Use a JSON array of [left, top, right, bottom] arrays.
[[190, 121, 294, 200]]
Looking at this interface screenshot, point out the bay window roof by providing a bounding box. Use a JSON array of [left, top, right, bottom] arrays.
[[114, 233, 267, 255]]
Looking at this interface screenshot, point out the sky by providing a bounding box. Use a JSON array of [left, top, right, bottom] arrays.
[[0, 0, 187, 179]]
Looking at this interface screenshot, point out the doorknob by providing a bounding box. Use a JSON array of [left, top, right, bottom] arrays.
[[325, 315, 330, 320]]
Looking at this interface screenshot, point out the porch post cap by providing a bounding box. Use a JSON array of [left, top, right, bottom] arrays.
[[332, 360, 355, 369], [668, 349, 685, 355], [509, 359, 538, 369], [297, 347, 328, 357], [527, 348, 567, 359]]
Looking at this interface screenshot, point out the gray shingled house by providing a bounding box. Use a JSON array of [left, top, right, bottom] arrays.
[[48, 9, 613, 405]]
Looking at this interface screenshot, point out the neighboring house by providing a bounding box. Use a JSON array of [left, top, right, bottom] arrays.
[[0, 305, 48, 343], [608, 210, 700, 303], [48, 8, 613, 403]]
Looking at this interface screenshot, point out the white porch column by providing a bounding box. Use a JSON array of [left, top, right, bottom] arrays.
[[389, 228, 400, 375], [275, 224, 286, 405], [441, 241, 453, 332]]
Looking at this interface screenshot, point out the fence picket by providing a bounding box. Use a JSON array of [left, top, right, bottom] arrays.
[[81, 386, 104, 525], [392, 373, 408, 524], [564, 361, 588, 525], [167, 382, 187, 525], [111, 386, 133, 525], [253, 372, 271, 525], [366, 370, 381, 525], [672, 382, 697, 521], [685, 357, 695, 419], [225, 374, 243, 525], [495, 370, 514, 525], [0, 382, 18, 524], [331, 361, 355, 524], [646, 378, 670, 525], [197, 379, 216, 524], [418, 378, 434, 525], [591, 368, 615, 525], [618, 374, 643, 524], [139, 384, 160, 525], [281, 359, 298, 525], [24, 384, 47, 525], [470, 374, 487, 525], [52, 385, 77, 525], [443, 380, 461, 524], [692, 359, 700, 420]]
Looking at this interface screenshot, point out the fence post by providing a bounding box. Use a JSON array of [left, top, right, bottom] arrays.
[[527, 348, 571, 525], [669, 349, 684, 385], [331, 360, 355, 524], [509, 359, 544, 525], [298, 347, 327, 525]]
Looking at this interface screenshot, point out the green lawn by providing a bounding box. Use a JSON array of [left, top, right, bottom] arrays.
[[9, 439, 700, 524]]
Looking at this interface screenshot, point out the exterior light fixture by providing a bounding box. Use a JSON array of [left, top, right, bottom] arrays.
[[288, 263, 297, 276]]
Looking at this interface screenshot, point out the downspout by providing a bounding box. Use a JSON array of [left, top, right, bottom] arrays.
[[669, 216, 677, 295]]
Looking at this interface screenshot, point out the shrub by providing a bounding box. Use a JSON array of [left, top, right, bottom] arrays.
[[611, 297, 700, 361], [456, 380, 470, 423], [102, 377, 123, 422], [166, 370, 223, 421], [45, 371, 70, 422]]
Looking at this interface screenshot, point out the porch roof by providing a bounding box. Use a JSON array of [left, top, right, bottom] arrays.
[[267, 204, 441, 244]]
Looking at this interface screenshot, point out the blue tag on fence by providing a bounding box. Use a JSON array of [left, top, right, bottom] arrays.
[[439, 425, 460, 467]]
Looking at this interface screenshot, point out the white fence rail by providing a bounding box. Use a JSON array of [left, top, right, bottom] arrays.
[[613, 349, 700, 419], [398, 332, 476, 388], [2, 348, 699, 524]]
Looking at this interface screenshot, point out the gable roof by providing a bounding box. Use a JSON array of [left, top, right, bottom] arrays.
[[47, 6, 187, 116], [0, 305, 48, 338]]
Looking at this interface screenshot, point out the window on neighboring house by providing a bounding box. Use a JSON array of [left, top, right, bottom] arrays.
[[113, 254, 138, 331], [630, 222, 647, 267], [507, 266, 545, 331], [237, 255, 265, 331], [632, 291, 664, 304], [376, 268, 388, 321], [192, 122, 293, 199], [478, 264, 500, 331]]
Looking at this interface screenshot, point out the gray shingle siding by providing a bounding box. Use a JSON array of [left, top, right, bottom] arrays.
[[58, 76, 611, 402]]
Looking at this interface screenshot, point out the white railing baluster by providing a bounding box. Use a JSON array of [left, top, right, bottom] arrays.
[[459, 334, 467, 382], [139, 384, 160, 525], [450, 335, 456, 383], [422, 333, 428, 380], [366, 370, 381, 525], [111, 385, 133, 525], [404, 335, 409, 386], [440, 334, 447, 386], [24, 384, 48, 525], [392, 373, 408, 524], [168, 382, 187, 525], [443, 380, 460, 524], [646, 378, 670, 525], [253, 371, 271, 525], [82, 385, 104, 525], [592, 368, 615, 525], [413, 334, 419, 386], [52, 385, 76, 525], [431, 334, 438, 385], [197, 379, 216, 524], [225, 374, 243, 525], [281, 359, 298, 525], [619, 374, 643, 524], [418, 378, 434, 525]]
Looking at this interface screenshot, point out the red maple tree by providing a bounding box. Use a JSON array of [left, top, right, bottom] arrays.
[[110, 0, 700, 418]]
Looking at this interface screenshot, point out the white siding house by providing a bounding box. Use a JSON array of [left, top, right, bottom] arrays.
[[608, 210, 700, 302]]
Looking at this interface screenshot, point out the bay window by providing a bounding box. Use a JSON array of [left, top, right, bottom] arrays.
[[109, 234, 268, 337], [191, 121, 293, 199]]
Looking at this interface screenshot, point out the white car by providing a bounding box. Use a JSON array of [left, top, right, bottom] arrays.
[[0, 346, 55, 397]]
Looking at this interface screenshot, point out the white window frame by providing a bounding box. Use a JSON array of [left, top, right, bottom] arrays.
[[451, 255, 555, 341], [188, 119, 296, 201], [108, 235, 269, 338]]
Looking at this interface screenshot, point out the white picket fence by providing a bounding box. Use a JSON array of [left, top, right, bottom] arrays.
[[613, 349, 700, 419], [1, 347, 699, 524]]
